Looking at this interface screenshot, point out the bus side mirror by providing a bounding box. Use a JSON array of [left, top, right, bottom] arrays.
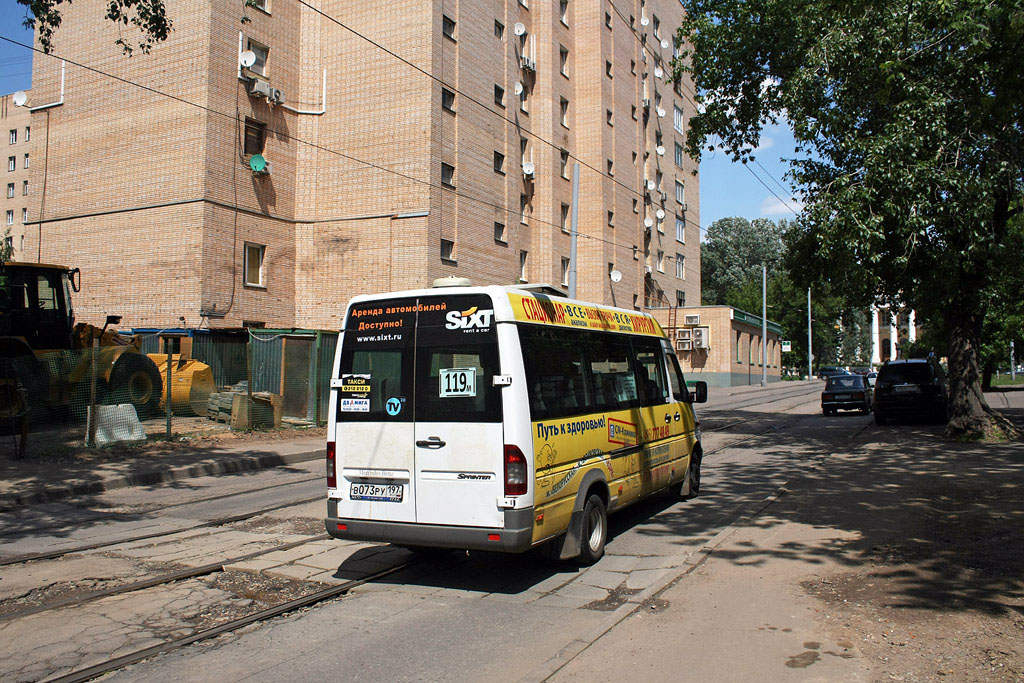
[[690, 381, 708, 404]]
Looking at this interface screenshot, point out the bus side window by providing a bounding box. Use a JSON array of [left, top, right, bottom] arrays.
[[584, 333, 638, 410], [632, 338, 669, 406], [666, 352, 688, 402], [520, 327, 590, 420]]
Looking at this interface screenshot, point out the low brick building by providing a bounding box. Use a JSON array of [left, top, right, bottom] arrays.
[[669, 306, 782, 387]]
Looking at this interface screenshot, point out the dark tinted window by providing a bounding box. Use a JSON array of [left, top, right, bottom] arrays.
[[633, 337, 670, 405], [878, 363, 932, 384]]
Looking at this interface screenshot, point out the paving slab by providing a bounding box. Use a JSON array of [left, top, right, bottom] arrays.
[[575, 568, 627, 590]]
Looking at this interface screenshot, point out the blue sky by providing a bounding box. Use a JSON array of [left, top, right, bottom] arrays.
[[0, 3, 802, 236]]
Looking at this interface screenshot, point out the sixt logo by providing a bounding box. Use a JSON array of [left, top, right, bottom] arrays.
[[445, 306, 495, 330]]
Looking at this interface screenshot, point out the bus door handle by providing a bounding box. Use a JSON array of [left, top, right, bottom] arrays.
[[416, 436, 446, 449]]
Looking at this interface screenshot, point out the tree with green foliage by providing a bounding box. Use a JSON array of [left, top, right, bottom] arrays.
[[17, 0, 171, 55], [701, 217, 788, 306], [674, 0, 1023, 439]]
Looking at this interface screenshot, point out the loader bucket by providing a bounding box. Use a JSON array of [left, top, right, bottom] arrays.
[[146, 354, 216, 416]]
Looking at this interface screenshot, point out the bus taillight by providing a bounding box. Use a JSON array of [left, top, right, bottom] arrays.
[[504, 445, 527, 496], [326, 441, 337, 488]]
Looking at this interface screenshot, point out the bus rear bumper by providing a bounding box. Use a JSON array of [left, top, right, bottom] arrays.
[[325, 502, 535, 553]]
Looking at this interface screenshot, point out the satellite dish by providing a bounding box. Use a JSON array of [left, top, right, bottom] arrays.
[[610, 270, 622, 283], [513, 22, 527, 36], [640, 15, 650, 26], [12, 91, 28, 107], [249, 154, 267, 173], [644, 217, 654, 228], [661, 39, 670, 49], [514, 81, 524, 95], [522, 161, 535, 175], [654, 66, 663, 79], [240, 50, 256, 68], [656, 145, 665, 156], [646, 179, 656, 190], [656, 107, 666, 118], [656, 209, 666, 219]]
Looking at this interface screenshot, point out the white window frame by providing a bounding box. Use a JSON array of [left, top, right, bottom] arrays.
[[676, 215, 685, 243], [674, 105, 684, 134], [244, 242, 266, 287], [5, 210, 12, 226], [440, 238, 456, 262], [675, 253, 684, 279], [519, 250, 528, 281], [6, 183, 13, 199], [441, 162, 455, 188], [657, 250, 664, 273], [7, 157, 14, 172], [675, 180, 685, 204], [8, 129, 15, 145], [561, 257, 570, 286], [23, 154, 28, 169], [560, 203, 570, 233], [21, 208, 27, 223], [247, 39, 269, 77]]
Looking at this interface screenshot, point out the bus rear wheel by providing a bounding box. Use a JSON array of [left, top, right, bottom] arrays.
[[578, 494, 607, 565]]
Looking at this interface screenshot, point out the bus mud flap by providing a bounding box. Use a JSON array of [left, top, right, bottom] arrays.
[[557, 509, 584, 560]]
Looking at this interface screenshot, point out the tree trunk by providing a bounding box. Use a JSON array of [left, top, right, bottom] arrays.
[[981, 356, 994, 391], [945, 299, 1016, 439]]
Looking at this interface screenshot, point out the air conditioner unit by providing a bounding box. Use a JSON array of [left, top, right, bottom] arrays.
[[248, 78, 273, 99], [692, 327, 709, 349], [684, 314, 700, 326], [269, 88, 285, 104], [659, 191, 668, 202], [252, 160, 272, 176], [676, 339, 693, 351], [520, 54, 536, 71], [644, 265, 653, 274], [642, 97, 650, 109], [681, 202, 688, 211], [675, 328, 691, 340]]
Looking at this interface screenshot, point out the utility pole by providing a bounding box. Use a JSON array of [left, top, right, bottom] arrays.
[[1012, 340, 1016, 381], [761, 265, 767, 387], [568, 163, 580, 298], [807, 288, 813, 380]]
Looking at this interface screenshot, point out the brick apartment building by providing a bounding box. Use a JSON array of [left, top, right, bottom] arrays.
[[21, 0, 700, 333], [2, 92, 32, 257]]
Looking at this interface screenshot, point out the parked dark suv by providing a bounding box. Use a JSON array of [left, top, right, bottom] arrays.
[[873, 358, 948, 425]]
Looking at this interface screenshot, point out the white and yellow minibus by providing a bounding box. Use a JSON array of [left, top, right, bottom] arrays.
[[325, 281, 707, 563]]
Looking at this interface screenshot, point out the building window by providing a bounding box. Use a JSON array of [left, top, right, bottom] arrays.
[[442, 15, 456, 40], [559, 46, 569, 76], [6, 183, 12, 199], [519, 250, 528, 281], [657, 250, 664, 273], [561, 257, 570, 286], [605, 60, 613, 78], [494, 221, 506, 243], [8, 129, 15, 145], [656, 169, 663, 191], [244, 119, 265, 155], [736, 331, 743, 363], [22, 180, 28, 196], [560, 98, 569, 127], [440, 238, 455, 262], [676, 215, 685, 243], [559, 0, 569, 25], [674, 104, 684, 134], [560, 150, 570, 178], [675, 253, 684, 279], [631, 59, 636, 75], [23, 154, 28, 169], [655, 130, 663, 148], [675, 180, 685, 203], [494, 151, 505, 174], [632, 198, 639, 213], [653, 15, 660, 38], [5, 211, 12, 226], [606, 109, 613, 126], [605, 12, 612, 28], [520, 82, 529, 113], [246, 40, 268, 76], [631, 104, 637, 120], [495, 20, 504, 39], [674, 142, 684, 168], [441, 162, 455, 188], [606, 159, 614, 176], [560, 203, 571, 233], [244, 243, 265, 287], [7, 157, 14, 172], [607, 210, 614, 227], [657, 211, 664, 233], [629, 14, 634, 27], [4, 236, 11, 251], [520, 193, 528, 224], [520, 0, 528, 8], [676, 290, 685, 307], [24, 127, 29, 142], [494, 84, 505, 108], [632, 151, 637, 164], [21, 208, 27, 223], [441, 87, 455, 112]]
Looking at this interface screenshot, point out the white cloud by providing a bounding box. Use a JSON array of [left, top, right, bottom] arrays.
[[760, 195, 803, 216], [755, 136, 775, 152]]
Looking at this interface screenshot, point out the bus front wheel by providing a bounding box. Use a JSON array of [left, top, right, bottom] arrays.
[[578, 494, 607, 565]]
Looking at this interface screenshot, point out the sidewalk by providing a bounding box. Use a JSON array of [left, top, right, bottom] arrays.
[[0, 433, 326, 511]]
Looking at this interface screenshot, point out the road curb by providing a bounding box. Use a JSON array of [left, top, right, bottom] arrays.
[[0, 448, 325, 511]]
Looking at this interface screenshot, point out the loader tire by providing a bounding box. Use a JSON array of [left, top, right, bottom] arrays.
[[109, 354, 163, 418]]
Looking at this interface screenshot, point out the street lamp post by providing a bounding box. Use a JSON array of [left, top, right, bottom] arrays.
[[761, 265, 767, 387]]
